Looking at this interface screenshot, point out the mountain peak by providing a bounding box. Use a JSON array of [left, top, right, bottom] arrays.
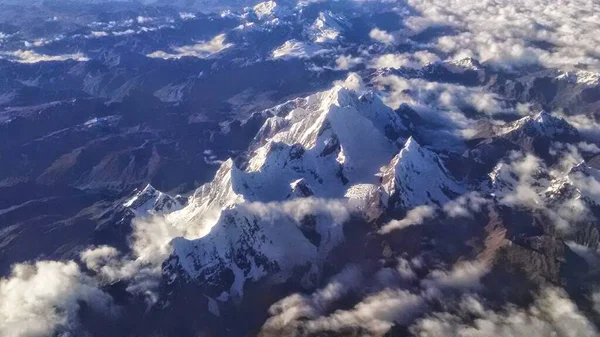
[[499, 111, 578, 139], [382, 137, 463, 209], [123, 184, 183, 217]]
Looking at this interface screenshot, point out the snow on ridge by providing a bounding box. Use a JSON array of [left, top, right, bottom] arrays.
[[307, 11, 347, 44], [271, 39, 330, 59], [556, 70, 600, 86], [253, 1, 278, 19], [381, 137, 464, 209], [122, 74, 471, 298], [497, 111, 578, 138]]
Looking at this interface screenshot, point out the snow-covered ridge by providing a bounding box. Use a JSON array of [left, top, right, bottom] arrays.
[[123, 184, 184, 217], [381, 137, 464, 209], [271, 39, 330, 59], [306, 11, 349, 44], [496, 111, 578, 138], [121, 74, 468, 298], [445, 57, 483, 72], [545, 162, 600, 206], [556, 70, 600, 86], [252, 1, 291, 20]]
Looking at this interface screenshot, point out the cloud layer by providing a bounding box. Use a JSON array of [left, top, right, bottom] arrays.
[[0, 261, 116, 337], [402, 0, 600, 71]]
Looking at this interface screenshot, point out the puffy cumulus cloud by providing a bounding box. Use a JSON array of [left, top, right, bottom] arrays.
[[380, 192, 490, 234], [89, 31, 109, 38], [577, 141, 600, 154], [80, 245, 159, 299], [556, 113, 600, 142], [79, 215, 193, 303], [369, 28, 396, 45], [494, 150, 594, 232], [0, 261, 116, 337], [4, 50, 89, 64], [263, 287, 425, 337], [78, 210, 206, 303], [442, 192, 489, 218], [81, 197, 355, 303], [375, 75, 507, 124], [261, 258, 492, 336], [263, 265, 364, 330], [370, 51, 441, 70], [147, 34, 233, 59], [403, 0, 600, 71], [422, 261, 490, 292], [305, 289, 425, 335], [240, 197, 355, 226], [380, 205, 436, 234], [136, 16, 153, 24], [496, 152, 546, 208], [410, 287, 598, 337], [335, 54, 364, 70], [373, 258, 420, 286], [80, 245, 120, 272]]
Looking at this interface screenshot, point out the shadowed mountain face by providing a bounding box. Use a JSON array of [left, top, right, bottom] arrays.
[[1, 1, 600, 337]]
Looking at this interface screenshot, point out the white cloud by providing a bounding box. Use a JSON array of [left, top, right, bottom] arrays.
[[147, 34, 233, 60], [496, 152, 546, 208], [557, 113, 600, 142], [263, 274, 425, 337], [80, 197, 355, 303], [240, 197, 354, 225], [380, 192, 490, 234], [411, 287, 598, 337], [442, 192, 488, 218], [403, 0, 600, 71], [375, 75, 506, 121], [370, 51, 441, 70], [89, 31, 109, 37], [263, 265, 364, 329], [369, 28, 396, 45], [335, 55, 363, 70], [494, 150, 594, 232], [305, 289, 425, 336], [422, 261, 490, 291], [0, 261, 116, 337], [136, 16, 153, 24], [380, 205, 436, 233], [578, 142, 600, 154]]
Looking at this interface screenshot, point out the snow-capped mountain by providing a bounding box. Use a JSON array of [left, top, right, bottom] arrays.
[[131, 74, 422, 295], [123, 184, 185, 217], [305, 10, 349, 43], [3, 1, 600, 336], [381, 137, 464, 209]]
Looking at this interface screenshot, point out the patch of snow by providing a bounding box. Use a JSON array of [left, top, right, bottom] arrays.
[[271, 39, 330, 59], [556, 70, 600, 86], [307, 11, 348, 44]]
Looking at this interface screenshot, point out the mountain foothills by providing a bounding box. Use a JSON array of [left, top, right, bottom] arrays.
[[1, 0, 600, 336]]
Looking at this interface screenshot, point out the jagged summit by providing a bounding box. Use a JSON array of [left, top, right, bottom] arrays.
[[129, 77, 420, 295], [307, 10, 349, 43], [382, 137, 464, 209], [498, 111, 579, 139], [251, 0, 291, 21], [123, 184, 184, 216]]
